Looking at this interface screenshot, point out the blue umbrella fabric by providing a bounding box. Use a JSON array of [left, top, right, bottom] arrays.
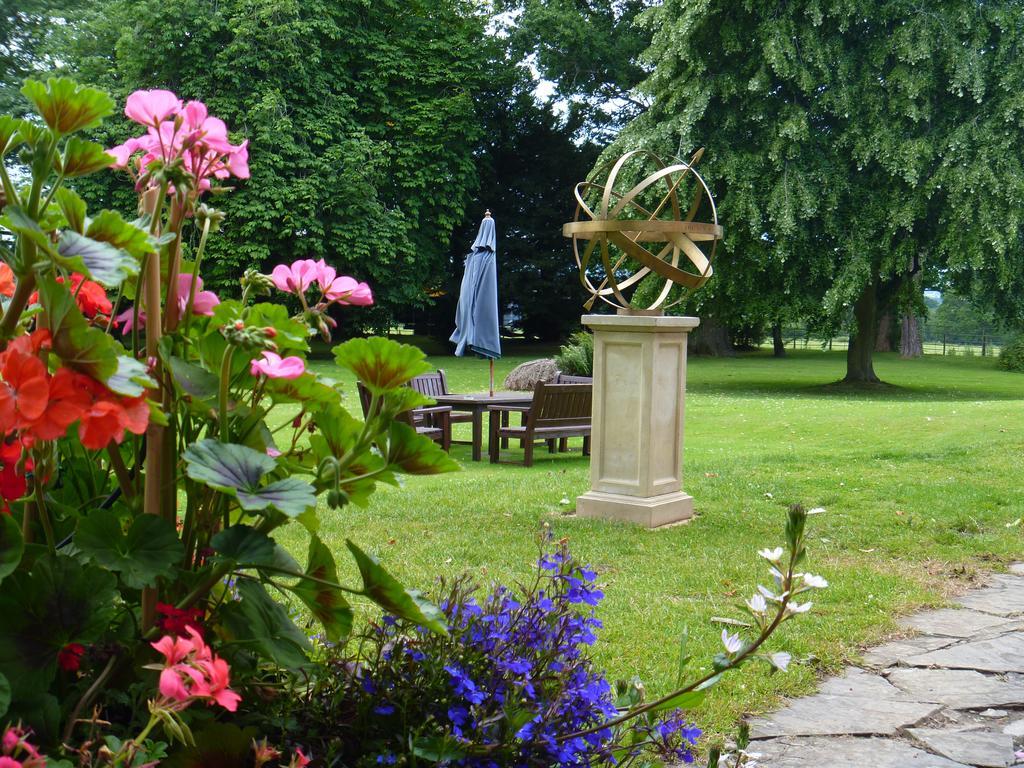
[[450, 213, 501, 360]]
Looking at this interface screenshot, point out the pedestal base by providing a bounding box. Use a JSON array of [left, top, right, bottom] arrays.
[[576, 490, 694, 529]]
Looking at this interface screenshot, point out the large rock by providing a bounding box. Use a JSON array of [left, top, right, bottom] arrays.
[[503, 358, 558, 391]]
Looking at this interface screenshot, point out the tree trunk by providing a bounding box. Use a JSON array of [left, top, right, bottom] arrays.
[[772, 323, 786, 357], [844, 280, 881, 383], [690, 315, 735, 356], [900, 313, 922, 357], [875, 311, 893, 352]]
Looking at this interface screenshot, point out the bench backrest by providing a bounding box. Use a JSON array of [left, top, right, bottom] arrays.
[[409, 369, 450, 397], [554, 372, 593, 385], [529, 382, 592, 429]]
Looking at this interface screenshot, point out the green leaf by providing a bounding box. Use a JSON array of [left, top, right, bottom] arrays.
[[165, 355, 219, 403], [58, 137, 114, 177], [333, 337, 431, 394], [41, 274, 123, 381], [245, 303, 309, 353], [75, 510, 183, 589], [211, 525, 300, 571], [219, 580, 310, 669], [0, 672, 9, 719], [411, 736, 466, 762], [183, 439, 316, 518], [56, 230, 138, 287], [236, 477, 317, 518], [0, 554, 116, 698], [20, 77, 114, 136], [386, 421, 459, 475], [287, 535, 353, 643], [106, 355, 156, 398], [0, 514, 24, 583], [54, 188, 86, 233], [266, 373, 341, 406], [648, 689, 706, 713], [184, 438, 275, 489], [0, 205, 54, 253], [86, 209, 154, 260], [0, 116, 30, 157], [345, 540, 447, 634]]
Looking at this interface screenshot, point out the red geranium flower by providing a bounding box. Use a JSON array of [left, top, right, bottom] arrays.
[[0, 264, 15, 298], [26, 369, 91, 442], [0, 440, 27, 505], [156, 603, 205, 638], [57, 643, 85, 672], [0, 343, 49, 433], [28, 274, 112, 319]]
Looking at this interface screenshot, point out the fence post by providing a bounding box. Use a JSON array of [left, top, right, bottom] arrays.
[[982, 333, 987, 357], [942, 333, 946, 356]]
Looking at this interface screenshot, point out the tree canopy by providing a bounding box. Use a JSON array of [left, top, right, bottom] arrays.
[[55, 0, 496, 330], [610, 0, 1024, 380]]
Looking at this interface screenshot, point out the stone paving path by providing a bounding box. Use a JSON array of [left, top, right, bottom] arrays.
[[748, 564, 1024, 767]]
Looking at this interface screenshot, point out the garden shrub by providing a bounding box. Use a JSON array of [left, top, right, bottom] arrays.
[[555, 331, 594, 376], [999, 336, 1024, 371]]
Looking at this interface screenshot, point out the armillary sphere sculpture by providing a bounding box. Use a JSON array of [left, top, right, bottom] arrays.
[[562, 148, 722, 314]]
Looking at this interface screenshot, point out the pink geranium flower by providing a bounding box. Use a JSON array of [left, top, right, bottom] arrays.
[[0, 726, 45, 768], [324, 275, 373, 305], [111, 90, 249, 195], [177, 274, 220, 316], [251, 351, 305, 380], [125, 89, 182, 127], [151, 627, 240, 712], [270, 260, 318, 295]]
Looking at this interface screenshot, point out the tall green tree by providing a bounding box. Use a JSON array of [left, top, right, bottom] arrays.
[[613, 0, 1024, 381], [53, 0, 494, 329], [501, 0, 653, 140]]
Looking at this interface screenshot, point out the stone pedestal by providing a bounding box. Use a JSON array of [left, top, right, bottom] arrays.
[[576, 314, 699, 528]]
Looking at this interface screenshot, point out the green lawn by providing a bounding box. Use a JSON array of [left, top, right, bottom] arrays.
[[278, 348, 1024, 737]]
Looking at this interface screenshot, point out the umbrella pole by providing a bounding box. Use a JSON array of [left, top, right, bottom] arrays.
[[489, 358, 495, 397]]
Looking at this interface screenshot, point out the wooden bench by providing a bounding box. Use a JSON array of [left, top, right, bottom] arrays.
[[487, 382, 591, 466], [409, 369, 474, 444], [356, 381, 452, 452], [554, 372, 593, 385]]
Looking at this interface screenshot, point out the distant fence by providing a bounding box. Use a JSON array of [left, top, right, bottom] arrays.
[[772, 329, 1009, 357]]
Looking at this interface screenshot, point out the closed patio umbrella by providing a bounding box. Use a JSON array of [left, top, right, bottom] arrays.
[[450, 210, 501, 395]]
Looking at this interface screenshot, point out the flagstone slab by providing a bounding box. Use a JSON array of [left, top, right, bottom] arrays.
[[818, 667, 914, 699], [957, 585, 1024, 617], [749, 693, 940, 739], [862, 635, 959, 669], [754, 735, 972, 768], [901, 608, 1016, 638], [885, 668, 1024, 708], [905, 634, 1024, 674], [907, 728, 1018, 768]]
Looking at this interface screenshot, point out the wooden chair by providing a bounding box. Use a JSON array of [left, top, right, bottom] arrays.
[[487, 382, 591, 466], [356, 382, 452, 452], [409, 369, 473, 444], [554, 372, 593, 385]]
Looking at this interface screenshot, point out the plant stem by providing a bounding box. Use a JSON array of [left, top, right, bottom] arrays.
[[218, 346, 237, 442], [182, 216, 212, 339], [106, 443, 135, 501], [62, 654, 118, 743]]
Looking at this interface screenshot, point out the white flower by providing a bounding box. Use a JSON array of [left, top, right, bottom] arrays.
[[764, 492, 774, 499], [757, 584, 781, 601], [758, 547, 784, 563], [785, 601, 813, 616], [721, 628, 743, 654], [801, 573, 828, 589], [807, 506, 826, 515], [770, 651, 792, 671], [747, 593, 768, 613]]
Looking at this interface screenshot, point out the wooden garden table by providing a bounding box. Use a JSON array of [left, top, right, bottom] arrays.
[[432, 392, 533, 461]]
